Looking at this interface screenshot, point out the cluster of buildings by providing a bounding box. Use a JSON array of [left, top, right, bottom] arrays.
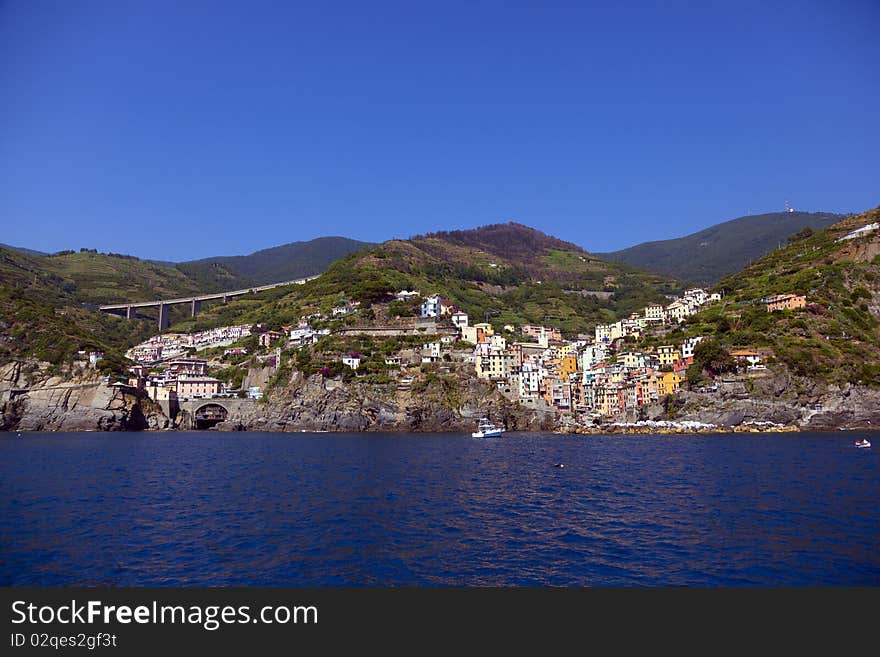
[[128, 324, 253, 363], [117, 283, 786, 418], [128, 357, 227, 402], [434, 289, 767, 419], [466, 322, 706, 417], [593, 288, 721, 344]]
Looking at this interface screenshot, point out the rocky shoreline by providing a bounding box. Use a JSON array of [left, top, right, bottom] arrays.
[[2, 361, 879, 434]]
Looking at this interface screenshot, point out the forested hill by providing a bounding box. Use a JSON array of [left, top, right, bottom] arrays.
[[600, 211, 843, 284], [176, 237, 372, 291]]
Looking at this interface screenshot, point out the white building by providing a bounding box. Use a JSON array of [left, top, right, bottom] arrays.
[[451, 312, 469, 329], [681, 336, 704, 359], [580, 343, 609, 370], [595, 323, 621, 344], [518, 362, 544, 399], [666, 299, 693, 323], [421, 294, 443, 318], [683, 289, 709, 306], [422, 342, 442, 361], [342, 356, 361, 370], [488, 334, 507, 349]]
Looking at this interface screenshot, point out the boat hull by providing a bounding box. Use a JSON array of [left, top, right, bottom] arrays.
[[472, 429, 504, 438]]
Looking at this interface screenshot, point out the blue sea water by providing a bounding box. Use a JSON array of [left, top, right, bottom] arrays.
[[0, 431, 877, 586]]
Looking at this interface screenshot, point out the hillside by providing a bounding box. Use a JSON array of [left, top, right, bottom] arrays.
[[179, 222, 684, 337], [675, 206, 880, 385], [0, 243, 46, 257], [40, 251, 204, 305], [600, 211, 843, 284], [0, 247, 156, 367], [0, 235, 370, 367], [176, 236, 372, 291]]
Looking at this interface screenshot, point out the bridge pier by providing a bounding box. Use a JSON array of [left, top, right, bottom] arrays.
[[158, 303, 169, 331], [222, 295, 230, 304], [191, 299, 201, 317], [126, 305, 135, 319]]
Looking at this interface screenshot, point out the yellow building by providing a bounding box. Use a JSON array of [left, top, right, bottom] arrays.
[[476, 350, 511, 380], [557, 343, 577, 358], [658, 371, 682, 396], [472, 322, 495, 337], [559, 355, 579, 380], [657, 345, 680, 367]]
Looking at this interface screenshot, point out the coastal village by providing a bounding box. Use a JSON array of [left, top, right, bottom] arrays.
[[119, 284, 808, 425]]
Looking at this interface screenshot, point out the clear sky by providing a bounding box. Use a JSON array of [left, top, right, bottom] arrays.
[[1, 1, 878, 261]]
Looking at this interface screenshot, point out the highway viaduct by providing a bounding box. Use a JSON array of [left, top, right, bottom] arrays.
[[98, 275, 319, 329]]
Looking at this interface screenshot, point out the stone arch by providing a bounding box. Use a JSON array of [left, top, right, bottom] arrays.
[[193, 403, 228, 430]]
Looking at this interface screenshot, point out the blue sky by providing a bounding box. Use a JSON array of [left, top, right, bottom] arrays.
[[1, 1, 878, 261]]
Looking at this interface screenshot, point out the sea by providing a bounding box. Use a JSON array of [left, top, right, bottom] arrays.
[[1, 431, 877, 586]]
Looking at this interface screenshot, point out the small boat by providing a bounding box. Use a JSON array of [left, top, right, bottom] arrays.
[[855, 438, 871, 449], [472, 418, 504, 438]]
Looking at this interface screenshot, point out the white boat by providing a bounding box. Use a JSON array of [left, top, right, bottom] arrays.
[[472, 418, 504, 438], [855, 438, 871, 449]]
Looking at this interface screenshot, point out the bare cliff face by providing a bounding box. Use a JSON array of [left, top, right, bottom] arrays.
[[0, 362, 171, 432]]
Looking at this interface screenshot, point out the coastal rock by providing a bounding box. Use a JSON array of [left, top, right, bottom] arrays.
[[0, 361, 170, 432], [215, 368, 558, 433]]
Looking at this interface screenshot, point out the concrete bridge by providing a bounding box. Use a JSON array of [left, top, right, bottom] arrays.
[[99, 275, 319, 329]]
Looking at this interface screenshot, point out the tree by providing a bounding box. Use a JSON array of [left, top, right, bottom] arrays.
[[686, 363, 705, 387], [693, 337, 737, 375], [787, 227, 813, 244]]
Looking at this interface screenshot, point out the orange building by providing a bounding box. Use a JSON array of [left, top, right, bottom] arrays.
[[559, 355, 579, 380], [765, 294, 806, 312]]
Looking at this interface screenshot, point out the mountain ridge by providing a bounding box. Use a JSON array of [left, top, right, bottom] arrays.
[[176, 236, 372, 291], [599, 211, 844, 284], [175, 221, 684, 338]]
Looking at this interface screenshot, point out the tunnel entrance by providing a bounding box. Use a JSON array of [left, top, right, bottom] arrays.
[[194, 403, 228, 429]]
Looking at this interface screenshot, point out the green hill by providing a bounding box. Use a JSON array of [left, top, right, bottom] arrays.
[[600, 211, 843, 285], [0, 243, 47, 257], [179, 222, 684, 337], [676, 206, 880, 385], [0, 236, 371, 368], [0, 247, 156, 367], [176, 236, 372, 291], [40, 250, 204, 305]]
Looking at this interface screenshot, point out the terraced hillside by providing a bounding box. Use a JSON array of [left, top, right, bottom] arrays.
[[676, 206, 880, 385], [178, 222, 685, 337]]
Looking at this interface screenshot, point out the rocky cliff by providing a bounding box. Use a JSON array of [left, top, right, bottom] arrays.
[[0, 362, 171, 432], [211, 368, 559, 433], [636, 369, 880, 430], [3, 359, 878, 433]]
